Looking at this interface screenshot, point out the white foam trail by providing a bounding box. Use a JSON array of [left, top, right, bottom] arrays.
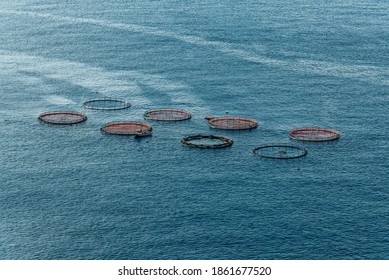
[[0, 50, 146, 101], [44, 95, 75, 105], [0, 50, 206, 111], [0, 10, 283, 65], [293, 59, 389, 86], [4, 9, 386, 86]]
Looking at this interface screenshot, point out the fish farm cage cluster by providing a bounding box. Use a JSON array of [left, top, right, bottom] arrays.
[[38, 97, 341, 159]]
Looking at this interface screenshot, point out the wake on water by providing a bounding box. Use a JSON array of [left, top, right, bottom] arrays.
[[0, 50, 209, 117], [1, 9, 388, 86]]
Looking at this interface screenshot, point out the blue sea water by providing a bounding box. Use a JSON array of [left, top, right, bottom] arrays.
[[0, 0, 388, 260]]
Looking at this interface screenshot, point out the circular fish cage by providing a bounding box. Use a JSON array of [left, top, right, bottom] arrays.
[[144, 108, 192, 121], [206, 116, 258, 130], [253, 144, 307, 159], [83, 98, 131, 110], [101, 121, 152, 137], [38, 111, 87, 125], [289, 127, 340, 142], [181, 134, 233, 149]]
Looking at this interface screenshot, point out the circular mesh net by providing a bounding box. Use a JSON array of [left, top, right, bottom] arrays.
[[83, 98, 131, 110], [101, 121, 152, 136], [289, 127, 340, 142], [144, 108, 192, 121], [207, 116, 258, 130], [38, 111, 87, 125], [253, 144, 307, 159], [181, 134, 233, 148]]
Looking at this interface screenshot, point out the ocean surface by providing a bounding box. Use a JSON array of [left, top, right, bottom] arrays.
[[0, 0, 388, 260]]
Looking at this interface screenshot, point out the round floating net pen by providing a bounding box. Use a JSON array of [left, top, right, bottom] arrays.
[[83, 98, 131, 110], [101, 121, 152, 137], [289, 127, 340, 142], [253, 144, 307, 159], [38, 111, 87, 125], [181, 134, 233, 149], [144, 108, 192, 121], [206, 116, 258, 130]]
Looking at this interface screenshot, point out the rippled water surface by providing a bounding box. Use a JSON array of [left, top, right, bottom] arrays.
[[0, 0, 388, 259]]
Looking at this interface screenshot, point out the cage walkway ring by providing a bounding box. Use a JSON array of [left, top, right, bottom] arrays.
[[144, 108, 192, 121], [38, 111, 87, 125], [181, 134, 233, 148], [83, 98, 131, 110], [253, 144, 307, 159], [101, 121, 152, 137], [206, 116, 258, 130], [289, 127, 340, 142]]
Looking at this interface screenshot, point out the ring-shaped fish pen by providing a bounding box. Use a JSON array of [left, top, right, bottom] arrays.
[[144, 108, 192, 121], [101, 121, 152, 137], [289, 127, 340, 142], [181, 134, 233, 149], [206, 116, 258, 130], [253, 144, 307, 159], [83, 98, 131, 110], [38, 111, 87, 125]]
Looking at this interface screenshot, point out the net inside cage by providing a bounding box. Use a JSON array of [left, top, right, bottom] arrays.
[[181, 134, 233, 148], [253, 144, 307, 159], [101, 121, 152, 136], [144, 108, 192, 121], [83, 98, 131, 110], [207, 116, 258, 130], [38, 111, 87, 125], [289, 127, 340, 142]]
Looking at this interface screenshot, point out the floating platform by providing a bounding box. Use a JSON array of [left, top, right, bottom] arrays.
[[181, 134, 233, 148], [253, 144, 307, 159], [206, 116, 258, 130], [38, 111, 87, 125], [101, 121, 152, 137], [289, 127, 340, 142], [144, 108, 192, 121], [83, 98, 131, 110]]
